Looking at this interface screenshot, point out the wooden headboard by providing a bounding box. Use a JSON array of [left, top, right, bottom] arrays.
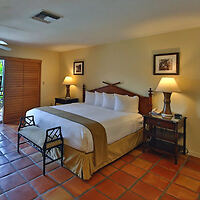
[[82, 81, 153, 115]]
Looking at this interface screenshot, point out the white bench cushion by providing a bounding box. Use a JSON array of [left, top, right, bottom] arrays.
[[19, 126, 46, 148]]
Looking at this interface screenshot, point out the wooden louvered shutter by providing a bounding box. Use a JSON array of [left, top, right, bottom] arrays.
[[23, 61, 41, 116], [3, 59, 24, 123], [3, 57, 41, 124]]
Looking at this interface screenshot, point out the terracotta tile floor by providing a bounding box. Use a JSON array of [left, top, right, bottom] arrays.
[[0, 124, 200, 200]]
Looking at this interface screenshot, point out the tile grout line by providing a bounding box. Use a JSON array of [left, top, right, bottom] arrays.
[[116, 155, 163, 200], [31, 146, 156, 199], [75, 174, 112, 200], [94, 154, 140, 199], [2, 163, 37, 199], [4, 151, 41, 200], [86, 150, 161, 200], [1, 136, 88, 200], [0, 133, 14, 200], [68, 148, 144, 200], [157, 154, 189, 200], [20, 145, 81, 200], [38, 171, 77, 199], [6, 149, 72, 199], [0, 127, 142, 200], [19, 151, 73, 199], [0, 129, 62, 200], [0, 132, 31, 200], [74, 157, 140, 200], [1, 127, 200, 200]]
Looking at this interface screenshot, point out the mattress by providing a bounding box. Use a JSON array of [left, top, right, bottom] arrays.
[[26, 103, 143, 153]]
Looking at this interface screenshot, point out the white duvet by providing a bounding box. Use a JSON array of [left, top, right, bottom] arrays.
[[26, 103, 143, 153]]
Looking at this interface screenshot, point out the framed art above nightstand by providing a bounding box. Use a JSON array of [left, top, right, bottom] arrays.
[[73, 61, 84, 75], [153, 52, 179, 75]]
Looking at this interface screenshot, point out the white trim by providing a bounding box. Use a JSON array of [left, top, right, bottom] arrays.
[[188, 151, 200, 158]]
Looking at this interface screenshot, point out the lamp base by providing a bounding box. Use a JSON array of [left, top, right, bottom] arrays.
[[161, 92, 172, 116], [65, 85, 71, 99]]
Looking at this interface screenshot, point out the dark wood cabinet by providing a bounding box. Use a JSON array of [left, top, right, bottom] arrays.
[[55, 98, 79, 105], [143, 114, 187, 164]]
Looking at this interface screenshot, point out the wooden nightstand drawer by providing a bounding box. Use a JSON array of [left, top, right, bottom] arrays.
[[143, 114, 187, 165], [148, 118, 175, 129]]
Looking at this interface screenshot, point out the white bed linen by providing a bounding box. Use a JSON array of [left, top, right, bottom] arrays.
[[26, 103, 143, 153]]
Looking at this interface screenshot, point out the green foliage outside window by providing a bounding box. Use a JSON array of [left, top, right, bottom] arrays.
[[0, 60, 4, 105], [0, 60, 3, 76]]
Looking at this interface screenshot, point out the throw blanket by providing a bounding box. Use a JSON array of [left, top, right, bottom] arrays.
[[37, 106, 107, 167]]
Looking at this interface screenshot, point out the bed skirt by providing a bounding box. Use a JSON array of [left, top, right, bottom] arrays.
[[53, 128, 142, 180]]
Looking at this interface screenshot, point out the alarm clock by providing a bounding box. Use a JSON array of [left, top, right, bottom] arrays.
[[174, 114, 182, 119]]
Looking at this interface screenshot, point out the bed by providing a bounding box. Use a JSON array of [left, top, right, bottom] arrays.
[[26, 82, 152, 179]]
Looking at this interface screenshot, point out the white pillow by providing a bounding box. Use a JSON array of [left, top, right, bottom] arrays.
[[102, 93, 115, 109], [94, 91, 103, 106], [114, 94, 139, 113], [85, 91, 95, 105]]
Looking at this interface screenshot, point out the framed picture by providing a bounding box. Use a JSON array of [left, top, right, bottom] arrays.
[[153, 52, 179, 75], [73, 61, 84, 75]]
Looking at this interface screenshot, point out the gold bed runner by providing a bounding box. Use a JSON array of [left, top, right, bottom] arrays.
[[37, 106, 107, 167]]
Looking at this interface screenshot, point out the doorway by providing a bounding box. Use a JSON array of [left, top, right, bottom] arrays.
[[0, 59, 4, 122]]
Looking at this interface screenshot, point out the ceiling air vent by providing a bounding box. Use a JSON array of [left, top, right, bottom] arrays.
[[32, 10, 62, 24]]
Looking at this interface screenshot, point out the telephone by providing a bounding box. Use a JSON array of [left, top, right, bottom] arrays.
[[150, 108, 162, 115]]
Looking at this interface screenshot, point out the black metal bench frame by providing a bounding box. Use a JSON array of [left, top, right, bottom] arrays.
[[18, 115, 64, 175]]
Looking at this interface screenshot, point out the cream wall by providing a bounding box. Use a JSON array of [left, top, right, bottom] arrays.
[[0, 45, 60, 106], [60, 27, 200, 157]]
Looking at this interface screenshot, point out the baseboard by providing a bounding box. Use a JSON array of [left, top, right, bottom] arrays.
[[188, 150, 200, 158]]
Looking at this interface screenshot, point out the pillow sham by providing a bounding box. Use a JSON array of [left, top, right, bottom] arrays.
[[102, 92, 115, 109], [94, 91, 103, 106], [85, 91, 95, 105], [114, 94, 139, 113]]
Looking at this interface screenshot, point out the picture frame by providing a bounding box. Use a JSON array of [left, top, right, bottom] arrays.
[[73, 61, 84, 75], [153, 52, 179, 75]]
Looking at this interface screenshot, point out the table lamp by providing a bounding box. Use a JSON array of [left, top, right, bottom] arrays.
[[156, 77, 180, 117], [63, 76, 74, 99]]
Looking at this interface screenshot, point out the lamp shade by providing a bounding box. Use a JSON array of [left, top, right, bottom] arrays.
[[156, 77, 180, 93], [63, 76, 74, 85]]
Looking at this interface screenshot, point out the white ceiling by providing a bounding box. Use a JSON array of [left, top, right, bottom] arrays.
[[1, 0, 200, 52]]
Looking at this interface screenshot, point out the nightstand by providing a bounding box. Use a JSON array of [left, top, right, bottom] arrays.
[[55, 98, 79, 105], [143, 114, 187, 164]]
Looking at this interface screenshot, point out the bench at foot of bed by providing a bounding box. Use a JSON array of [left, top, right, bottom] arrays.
[[17, 115, 64, 175]]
